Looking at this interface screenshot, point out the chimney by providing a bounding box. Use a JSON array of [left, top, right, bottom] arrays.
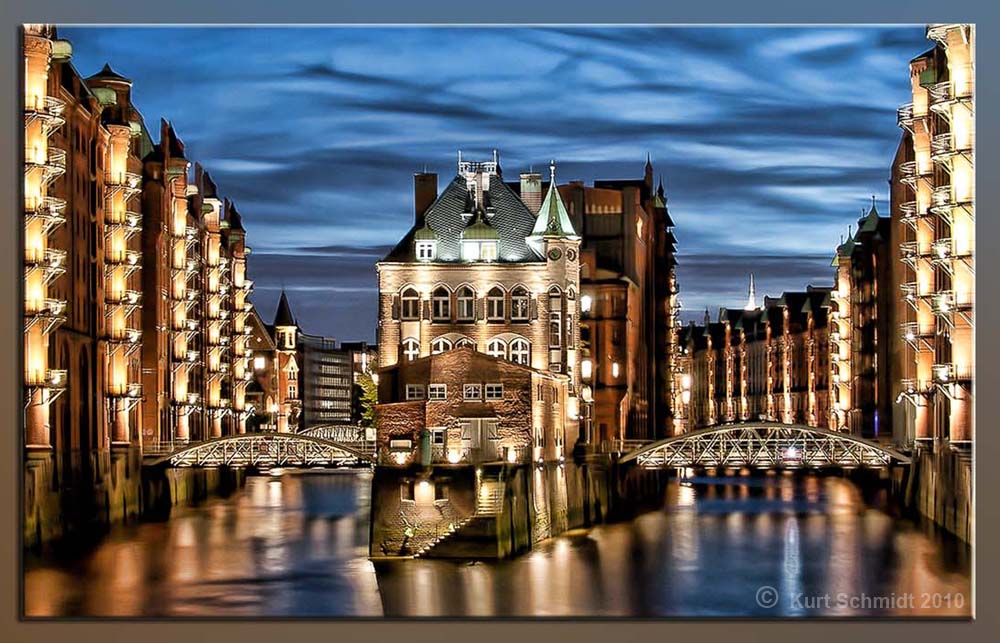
[[520, 171, 542, 214], [414, 172, 437, 225]]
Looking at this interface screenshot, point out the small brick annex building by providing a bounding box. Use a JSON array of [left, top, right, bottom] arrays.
[[376, 346, 572, 466]]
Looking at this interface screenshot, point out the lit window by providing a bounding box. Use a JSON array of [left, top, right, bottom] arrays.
[[288, 380, 297, 399], [400, 287, 420, 321], [455, 336, 475, 349], [428, 384, 447, 400], [461, 241, 480, 262], [456, 286, 476, 321], [463, 383, 482, 401], [612, 361, 620, 378], [511, 286, 530, 321], [485, 383, 503, 400], [416, 241, 436, 261], [402, 338, 420, 362], [486, 338, 507, 359], [549, 312, 562, 347], [253, 355, 266, 371], [431, 428, 446, 445], [480, 241, 498, 262], [510, 338, 531, 366], [405, 384, 425, 401], [487, 287, 505, 321], [581, 358, 592, 379], [431, 337, 452, 354], [431, 287, 451, 321]]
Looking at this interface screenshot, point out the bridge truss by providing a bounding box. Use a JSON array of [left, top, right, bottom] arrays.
[[153, 433, 374, 468], [620, 423, 910, 469]]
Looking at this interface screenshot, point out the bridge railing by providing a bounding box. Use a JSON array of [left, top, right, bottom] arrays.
[[594, 439, 652, 455]]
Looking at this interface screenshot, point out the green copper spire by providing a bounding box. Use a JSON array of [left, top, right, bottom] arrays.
[[530, 161, 579, 241]]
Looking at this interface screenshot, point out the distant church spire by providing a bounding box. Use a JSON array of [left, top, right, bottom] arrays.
[[745, 273, 757, 310]]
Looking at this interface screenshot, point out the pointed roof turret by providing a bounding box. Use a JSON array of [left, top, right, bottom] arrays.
[[530, 161, 579, 241], [87, 62, 131, 84], [273, 289, 296, 328]]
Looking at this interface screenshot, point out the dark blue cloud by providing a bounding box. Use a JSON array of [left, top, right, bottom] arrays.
[[60, 25, 927, 341]]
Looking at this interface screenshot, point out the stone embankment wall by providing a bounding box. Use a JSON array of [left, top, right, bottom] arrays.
[[908, 445, 972, 542], [24, 450, 245, 549]]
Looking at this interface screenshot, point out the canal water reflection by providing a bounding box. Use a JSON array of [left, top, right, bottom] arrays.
[[24, 470, 971, 617]]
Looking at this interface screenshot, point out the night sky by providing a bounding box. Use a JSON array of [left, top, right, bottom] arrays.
[[61, 26, 928, 342]]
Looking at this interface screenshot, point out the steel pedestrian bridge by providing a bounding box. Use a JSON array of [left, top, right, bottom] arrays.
[[619, 422, 910, 469], [148, 428, 374, 468]]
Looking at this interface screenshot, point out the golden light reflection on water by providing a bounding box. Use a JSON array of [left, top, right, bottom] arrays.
[[24, 471, 971, 618]]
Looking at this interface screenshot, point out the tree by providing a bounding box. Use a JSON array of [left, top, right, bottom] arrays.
[[356, 373, 378, 427]]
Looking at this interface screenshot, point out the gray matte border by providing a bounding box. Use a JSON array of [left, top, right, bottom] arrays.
[[0, 0, 995, 640]]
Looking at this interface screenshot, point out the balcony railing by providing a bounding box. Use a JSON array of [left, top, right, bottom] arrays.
[[24, 297, 67, 335], [24, 146, 67, 183], [926, 23, 967, 45], [106, 289, 142, 307], [900, 321, 934, 348], [896, 103, 916, 129], [25, 95, 67, 132], [900, 378, 932, 397], [26, 195, 68, 234]]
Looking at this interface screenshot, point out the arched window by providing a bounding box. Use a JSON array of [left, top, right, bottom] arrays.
[[486, 338, 507, 360], [548, 287, 563, 348], [402, 338, 420, 362], [400, 287, 420, 321], [487, 286, 505, 321], [431, 337, 452, 354], [431, 286, 451, 321], [456, 286, 476, 322], [455, 336, 476, 349], [511, 286, 530, 322], [510, 338, 531, 366]]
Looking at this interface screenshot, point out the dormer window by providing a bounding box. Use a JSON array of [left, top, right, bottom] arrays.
[[462, 240, 498, 262], [416, 240, 436, 261]]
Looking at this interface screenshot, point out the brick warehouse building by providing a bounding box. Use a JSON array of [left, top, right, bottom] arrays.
[[377, 347, 572, 465], [514, 157, 679, 443], [22, 25, 257, 544], [676, 284, 833, 431], [376, 155, 584, 465]]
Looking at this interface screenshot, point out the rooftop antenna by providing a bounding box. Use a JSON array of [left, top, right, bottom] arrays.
[[457, 150, 462, 171]]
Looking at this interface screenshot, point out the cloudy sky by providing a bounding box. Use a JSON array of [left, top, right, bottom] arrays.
[[62, 25, 927, 341]]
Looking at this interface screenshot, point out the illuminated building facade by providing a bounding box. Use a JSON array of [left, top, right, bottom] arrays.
[[829, 203, 896, 438], [893, 24, 974, 450], [676, 286, 832, 430], [541, 158, 679, 444], [140, 132, 254, 446], [251, 291, 373, 431], [376, 154, 582, 464]]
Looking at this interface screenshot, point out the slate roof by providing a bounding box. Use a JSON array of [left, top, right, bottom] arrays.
[[382, 175, 542, 263]]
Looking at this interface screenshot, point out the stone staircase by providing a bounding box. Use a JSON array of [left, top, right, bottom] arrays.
[[413, 470, 505, 559]]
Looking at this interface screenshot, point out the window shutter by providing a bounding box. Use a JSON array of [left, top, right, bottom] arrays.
[[530, 297, 538, 320], [423, 299, 431, 320], [479, 297, 486, 321], [391, 295, 400, 320]]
